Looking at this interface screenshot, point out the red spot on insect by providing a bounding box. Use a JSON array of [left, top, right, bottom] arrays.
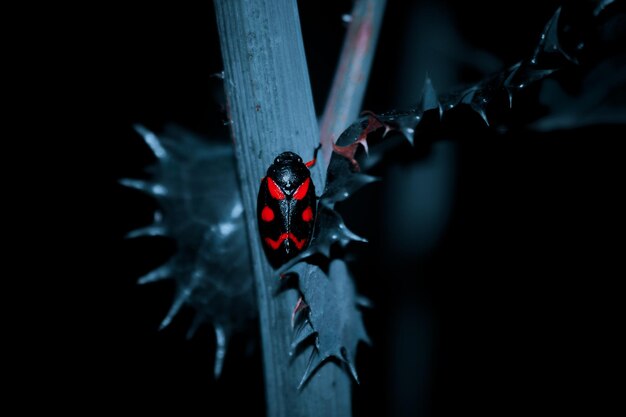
[[265, 233, 288, 250], [261, 206, 274, 222], [264, 233, 307, 250], [267, 177, 285, 200], [288, 233, 307, 249], [301, 206, 313, 222], [293, 178, 310, 200]]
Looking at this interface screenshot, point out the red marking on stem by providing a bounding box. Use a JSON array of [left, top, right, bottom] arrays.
[[361, 110, 392, 140], [267, 177, 285, 200], [332, 112, 384, 171], [261, 206, 274, 222], [293, 178, 310, 200], [301, 206, 313, 222], [291, 296, 308, 328]]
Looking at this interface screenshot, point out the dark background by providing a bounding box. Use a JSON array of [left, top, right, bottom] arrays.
[[95, 1, 623, 415]]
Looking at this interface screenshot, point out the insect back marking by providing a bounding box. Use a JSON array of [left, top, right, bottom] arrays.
[[293, 178, 310, 200], [257, 150, 318, 268], [261, 205, 274, 222], [301, 206, 313, 222], [267, 177, 285, 200]]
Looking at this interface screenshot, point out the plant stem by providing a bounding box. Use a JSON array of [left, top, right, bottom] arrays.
[[319, 0, 386, 167], [214, 1, 351, 416]]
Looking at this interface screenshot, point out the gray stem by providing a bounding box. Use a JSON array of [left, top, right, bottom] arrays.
[[214, 1, 351, 416], [319, 0, 386, 166]]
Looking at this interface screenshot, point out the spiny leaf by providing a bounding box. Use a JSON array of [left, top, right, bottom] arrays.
[[289, 261, 369, 388], [124, 125, 255, 378], [282, 2, 622, 388], [125, 224, 167, 239], [138, 262, 173, 285]]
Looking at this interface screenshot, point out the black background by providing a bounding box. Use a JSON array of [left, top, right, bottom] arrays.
[[92, 1, 624, 415]]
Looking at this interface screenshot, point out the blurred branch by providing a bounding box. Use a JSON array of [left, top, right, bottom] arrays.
[[320, 0, 386, 167]]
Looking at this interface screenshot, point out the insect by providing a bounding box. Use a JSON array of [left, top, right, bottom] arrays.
[[257, 147, 320, 268]]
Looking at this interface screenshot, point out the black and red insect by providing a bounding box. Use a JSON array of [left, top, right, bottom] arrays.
[[257, 148, 319, 268]]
